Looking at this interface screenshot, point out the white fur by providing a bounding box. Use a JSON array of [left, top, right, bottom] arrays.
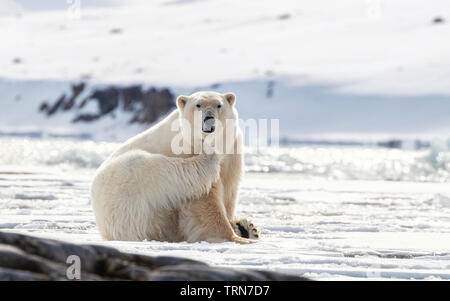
[[91, 92, 241, 242]]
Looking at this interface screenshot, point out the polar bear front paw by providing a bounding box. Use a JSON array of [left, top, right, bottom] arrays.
[[232, 218, 260, 240]]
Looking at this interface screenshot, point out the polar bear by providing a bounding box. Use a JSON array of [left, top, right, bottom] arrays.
[[91, 91, 259, 244]]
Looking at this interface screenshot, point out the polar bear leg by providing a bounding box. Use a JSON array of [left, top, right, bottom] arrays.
[[231, 218, 260, 240], [179, 183, 257, 244]]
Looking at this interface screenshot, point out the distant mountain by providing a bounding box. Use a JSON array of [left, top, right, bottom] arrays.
[[39, 82, 175, 125]]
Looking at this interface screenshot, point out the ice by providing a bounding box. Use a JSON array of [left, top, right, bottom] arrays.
[[1, 138, 450, 280]]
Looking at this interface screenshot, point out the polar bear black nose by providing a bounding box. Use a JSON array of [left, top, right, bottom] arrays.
[[202, 116, 216, 133]]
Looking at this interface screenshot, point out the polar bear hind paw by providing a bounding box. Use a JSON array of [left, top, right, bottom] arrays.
[[232, 218, 260, 240]]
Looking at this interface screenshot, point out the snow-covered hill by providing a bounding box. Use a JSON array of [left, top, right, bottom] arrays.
[[1, 0, 450, 141]]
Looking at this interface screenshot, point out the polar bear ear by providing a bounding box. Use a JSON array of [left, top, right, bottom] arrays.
[[224, 92, 236, 106], [176, 95, 189, 110]]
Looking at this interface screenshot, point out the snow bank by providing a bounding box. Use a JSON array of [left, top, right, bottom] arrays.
[[1, 0, 450, 140]]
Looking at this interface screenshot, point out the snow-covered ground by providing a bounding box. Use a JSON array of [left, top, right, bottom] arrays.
[[1, 138, 450, 280]]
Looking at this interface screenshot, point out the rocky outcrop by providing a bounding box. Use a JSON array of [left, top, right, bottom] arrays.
[[0, 232, 309, 281], [39, 83, 175, 125], [432, 16, 445, 24]]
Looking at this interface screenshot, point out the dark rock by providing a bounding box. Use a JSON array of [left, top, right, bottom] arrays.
[[91, 87, 120, 115], [39, 102, 49, 112], [266, 80, 275, 98], [132, 88, 174, 124], [47, 94, 66, 116], [63, 83, 86, 111], [122, 85, 144, 111], [278, 13, 291, 20], [72, 114, 100, 123], [433, 16, 445, 24], [42, 84, 176, 125], [77, 97, 88, 109], [0, 267, 50, 281], [110, 28, 122, 34], [377, 139, 402, 149], [0, 231, 309, 281], [40, 83, 84, 115]]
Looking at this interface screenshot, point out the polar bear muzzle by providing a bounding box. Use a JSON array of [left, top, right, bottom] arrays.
[[202, 113, 216, 133]]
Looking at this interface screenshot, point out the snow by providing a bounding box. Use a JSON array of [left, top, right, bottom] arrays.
[[1, 0, 450, 140], [1, 0, 450, 280], [1, 138, 450, 280], [2, 0, 449, 93]]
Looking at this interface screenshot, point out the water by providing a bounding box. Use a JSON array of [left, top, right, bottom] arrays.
[[0, 138, 117, 169], [1, 137, 449, 183], [245, 145, 450, 182]]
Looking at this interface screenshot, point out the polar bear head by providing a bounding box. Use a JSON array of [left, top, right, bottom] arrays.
[[175, 91, 239, 154], [176, 91, 237, 134]]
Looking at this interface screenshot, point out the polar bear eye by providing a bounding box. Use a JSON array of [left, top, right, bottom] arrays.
[[196, 104, 201, 108], [217, 104, 222, 109]]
